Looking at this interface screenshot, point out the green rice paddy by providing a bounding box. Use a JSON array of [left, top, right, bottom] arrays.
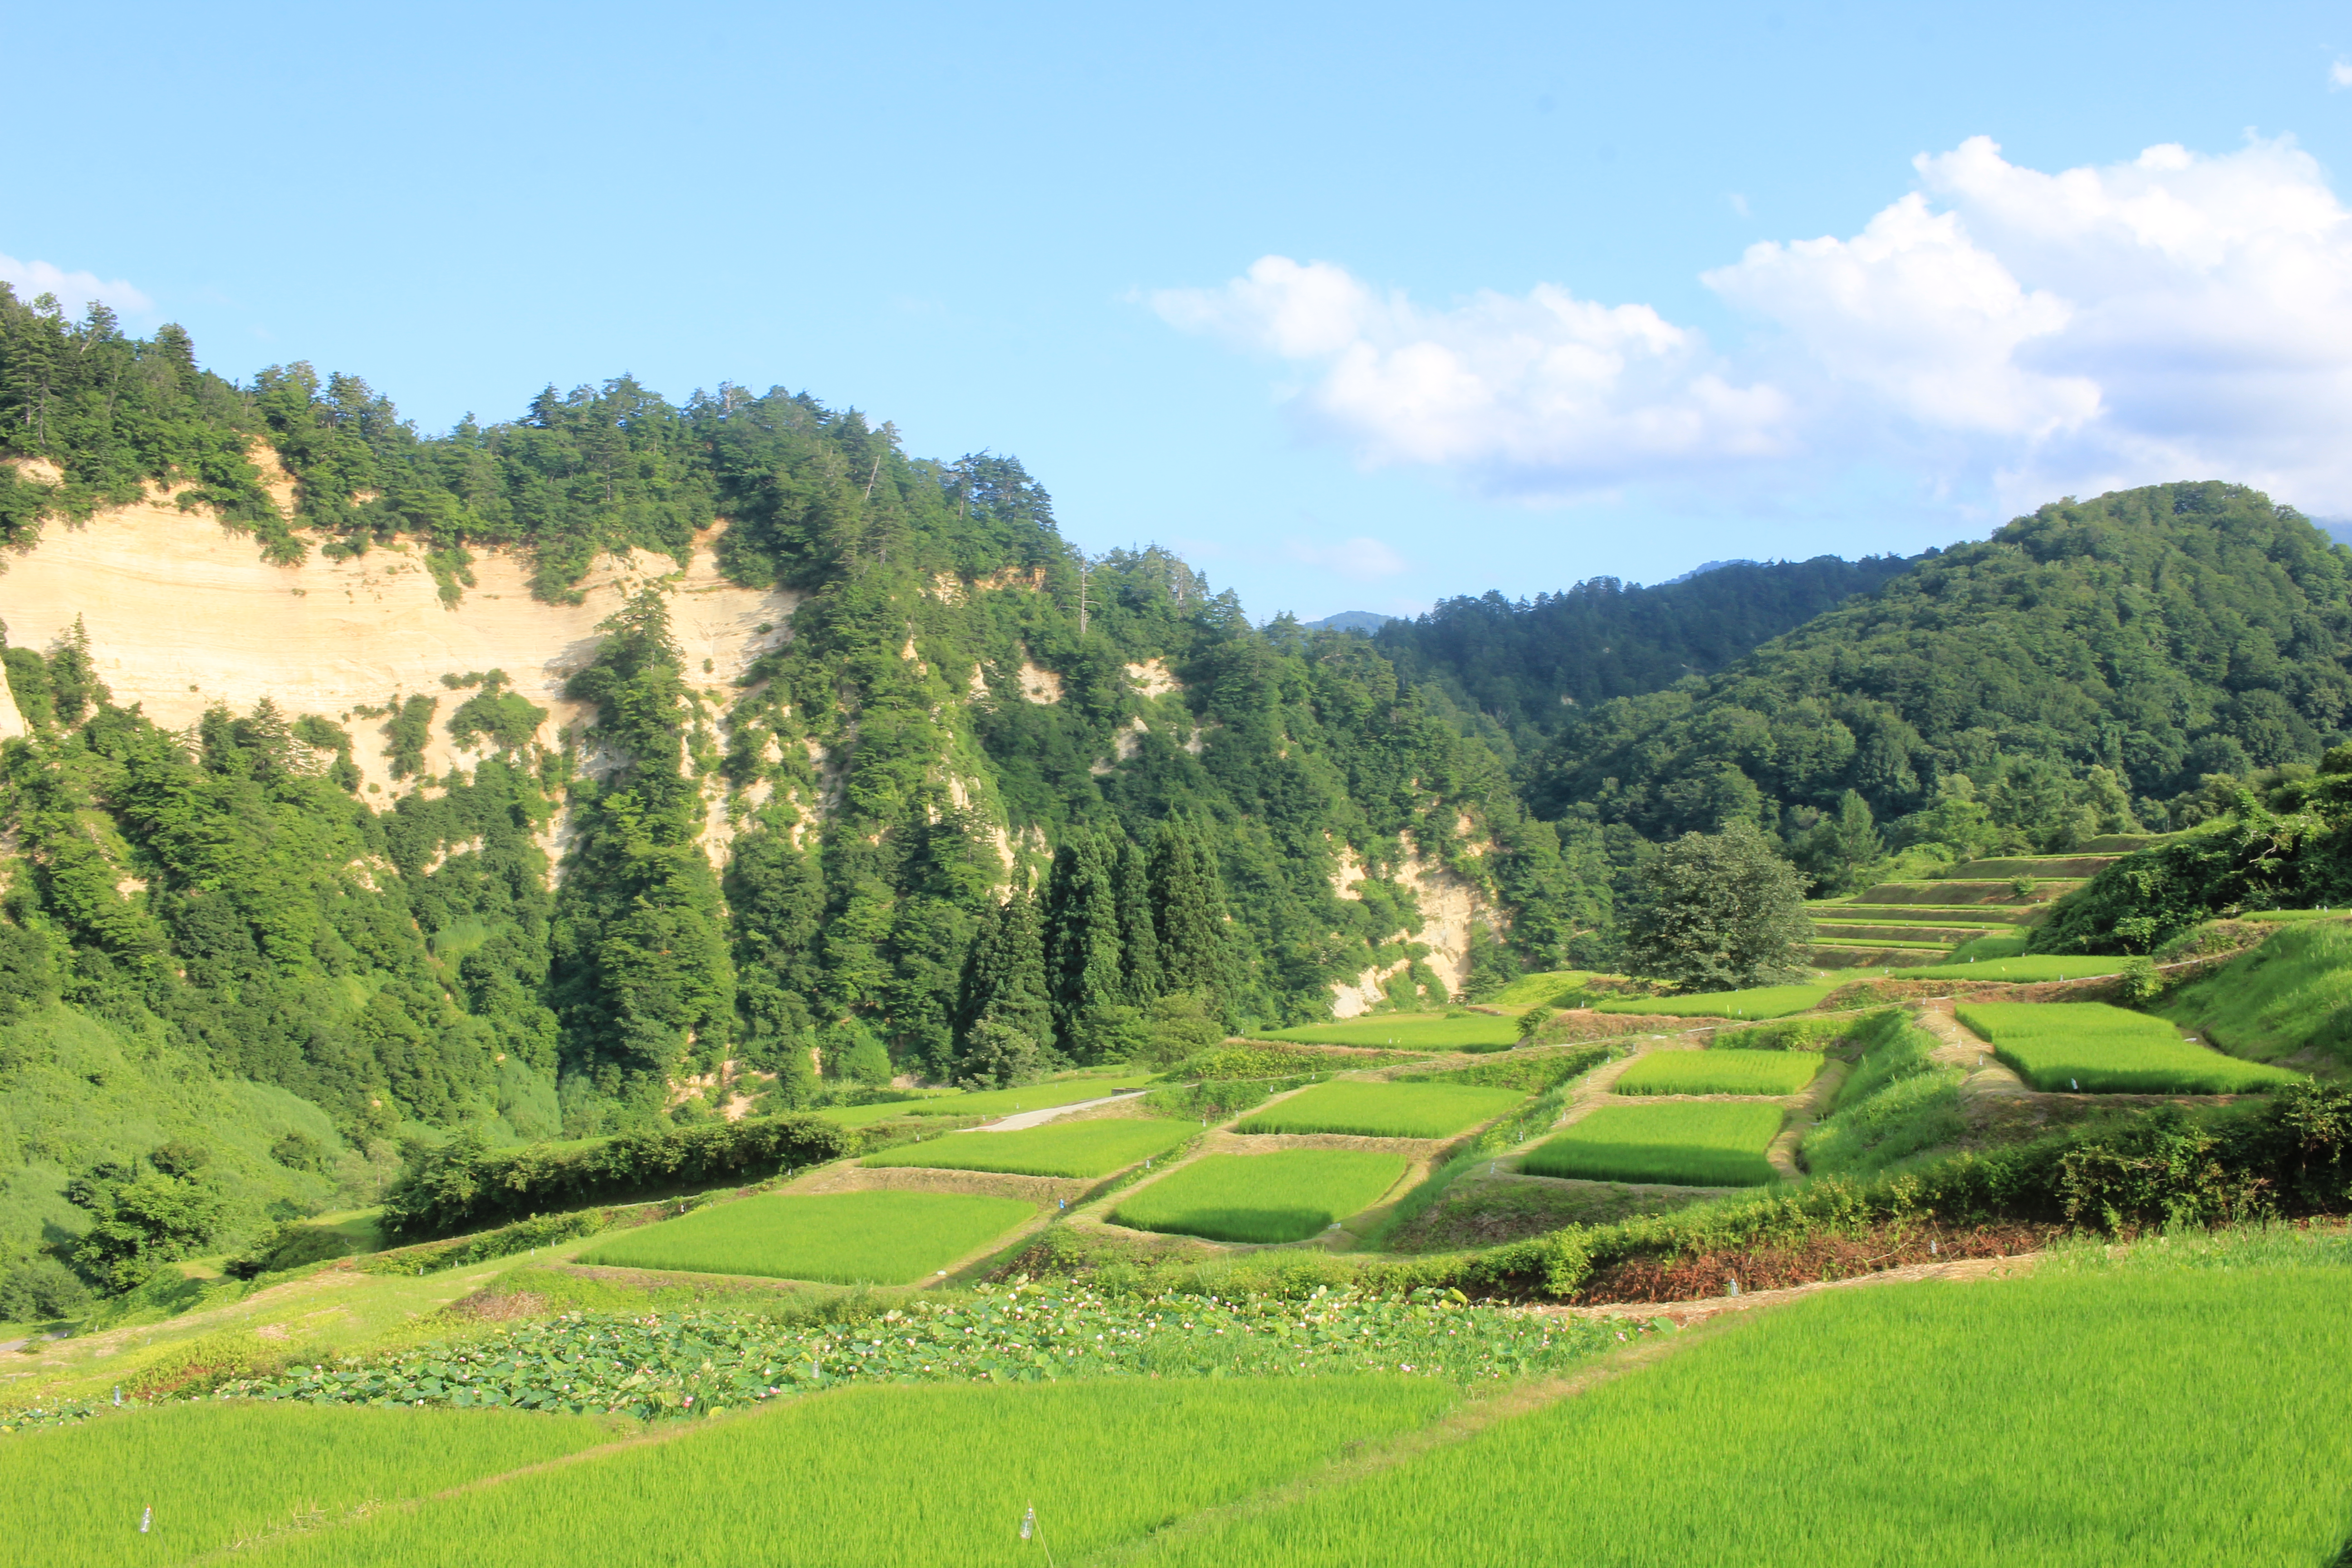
[[1519, 1102, 1783, 1186], [1594, 985, 1833, 1020], [210, 1380, 1465, 1568], [577, 1190, 1035, 1284], [1954, 1002, 2305, 1093], [1263, 1013, 1518, 1049], [1111, 1150, 1410, 1242], [860, 1117, 1193, 1178], [1119, 1245, 2352, 1567], [0, 1402, 619, 1568], [1612, 1048, 1822, 1097], [1889, 955, 2128, 982], [1231, 1080, 1522, 1138], [900, 1073, 1156, 1118]]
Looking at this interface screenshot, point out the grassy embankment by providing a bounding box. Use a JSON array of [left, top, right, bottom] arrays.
[[1595, 985, 1834, 1020], [1799, 1013, 1965, 1178], [1263, 1014, 1519, 1050], [2161, 918, 2352, 1074]]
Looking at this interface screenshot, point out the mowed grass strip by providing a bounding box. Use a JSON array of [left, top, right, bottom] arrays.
[[1112, 1151, 1409, 1243], [1232, 1081, 1522, 1139], [1594, 985, 1833, 1019], [1263, 1013, 1518, 1050], [861, 1117, 1193, 1178], [1520, 1102, 1782, 1186], [1954, 1002, 2304, 1093], [240, 1378, 1458, 1568], [1119, 1254, 2352, 1568], [0, 1403, 619, 1568], [578, 1191, 1034, 1284], [1613, 1049, 1821, 1097]]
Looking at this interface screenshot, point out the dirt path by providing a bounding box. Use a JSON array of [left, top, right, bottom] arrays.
[[1916, 999, 2032, 1107], [980, 1091, 1147, 1131]]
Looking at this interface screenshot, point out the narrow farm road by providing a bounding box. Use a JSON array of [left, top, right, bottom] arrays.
[[981, 1090, 1147, 1131]]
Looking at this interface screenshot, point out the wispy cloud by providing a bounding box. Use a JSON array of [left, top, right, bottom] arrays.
[[2330, 59, 2352, 88], [1284, 534, 1408, 581], [1156, 135, 2352, 517], [0, 253, 153, 317]]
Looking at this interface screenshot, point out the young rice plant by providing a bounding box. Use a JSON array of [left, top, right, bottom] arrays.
[[1232, 1081, 1523, 1139], [1612, 1049, 1821, 1097], [860, 1117, 1193, 1178], [1519, 1102, 1783, 1186], [577, 1191, 1035, 1284], [1111, 1151, 1410, 1243], [1954, 1002, 2304, 1093]]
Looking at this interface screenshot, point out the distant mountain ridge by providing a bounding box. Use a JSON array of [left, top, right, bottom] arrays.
[[1300, 611, 1398, 633]]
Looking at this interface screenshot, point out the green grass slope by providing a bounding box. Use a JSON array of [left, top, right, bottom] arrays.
[[2161, 919, 2352, 1073]]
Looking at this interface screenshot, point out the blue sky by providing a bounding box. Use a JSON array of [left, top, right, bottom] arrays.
[[12, 0, 2352, 620]]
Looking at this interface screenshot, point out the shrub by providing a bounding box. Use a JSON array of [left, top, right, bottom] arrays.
[[0, 1258, 91, 1322]]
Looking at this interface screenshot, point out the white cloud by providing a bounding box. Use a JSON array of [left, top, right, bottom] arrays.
[[0, 253, 153, 318], [1284, 535, 1409, 580], [2331, 59, 2352, 89], [1156, 135, 2352, 516]]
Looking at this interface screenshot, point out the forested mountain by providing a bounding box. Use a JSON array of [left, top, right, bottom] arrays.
[[1523, 483, 2352, 857], [0, 288, 1598, 1268], [1374, 554, 1917, 755]]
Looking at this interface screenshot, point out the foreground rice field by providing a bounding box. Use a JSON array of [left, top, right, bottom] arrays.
[[861, 1117, 1194, 1178], [239, 1378, 1460, 1568], [0, 1403, 619, 1568], [1121, 1238, 2352, 1567], [1520, 1102, 1783, 1186], [1111, 1150, 1410, 1242], [1955, 1002, 2305, 1093], [1613, 1049, 1821, 1097], [577, 1190, 1035, 1283], [1232, 1080, 1522, 1139], [1264, 1014, 1519, 1050], [1594, 985, 1833, 1020]]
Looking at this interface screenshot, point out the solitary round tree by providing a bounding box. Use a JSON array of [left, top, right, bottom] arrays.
[[1622, 823, 1813, 991]]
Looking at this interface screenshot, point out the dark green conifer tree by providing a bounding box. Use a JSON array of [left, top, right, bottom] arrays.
[[1114, 836, 1162, 1004], [1044, 833, 1122, 1056], [1150, 819, 1234, 1013], [953, 882, 1053, 1073]]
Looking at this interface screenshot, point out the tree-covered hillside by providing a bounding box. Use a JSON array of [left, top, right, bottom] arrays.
[[1375, 554, 1916, 757], [0, 292, 1602, 1282], [1524, 484, 2352, 856]]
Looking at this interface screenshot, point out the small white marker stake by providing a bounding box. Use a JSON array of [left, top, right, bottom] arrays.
[[140, 1506, 152, 1535]]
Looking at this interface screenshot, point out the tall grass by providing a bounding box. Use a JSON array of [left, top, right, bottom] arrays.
[[1232, 1081, 1522, 1139], [1800, 1016, 1963, 1177], [1112, 1151, 1409, 1243], [1955, 1002, 2305, 1093], [246, 1378, 1460, 1568], [1519, 1102, 1782, 1186], [1594, 985, 1832, 1019], [578, 1191, 1034, 1284], [1121, 1252, 2352, 1567], [2163, 919, 2352, 1069], [0, 1403, 617, 1568], [1612, 1049, 1820, 1097], [861, 1117, 1192, 1178]]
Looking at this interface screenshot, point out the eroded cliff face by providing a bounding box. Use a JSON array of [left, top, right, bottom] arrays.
[[0, 492, 798, 799]]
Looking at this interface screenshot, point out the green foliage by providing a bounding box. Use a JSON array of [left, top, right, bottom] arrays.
[[1521, 1102, 1784, 1186], [1377, 554, 1916, 754], [1621, 823, 1812, 989], [1113, 1150, 1410, 1243], [1799, 1016, 1964, 1177], [1612, 1049, 1821, 1096], [1595, 984, 1833, 1019], [861, 1117, 1193, 1178], [1393, 1046, 1614, 1093], [0, 1257, 89, 1321], [1263, 1012, 1518, 1049], [1529, 485, 2352, 857], [1232, 1081, 1522, 1139], [578, 1189, 1034, 1284], [380, 694, 436, 779], [1956, 1001, 2305, 1094], [65, 1155, 227, 1291], [378, 1116, 854, 1237], [1157, 1043, 1362, 1080]]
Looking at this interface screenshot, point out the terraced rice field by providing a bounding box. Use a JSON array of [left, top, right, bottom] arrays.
[[1889, 956, 2128, 983], [1612, 1049, 1822, 1097], [1954, 1002, 2305, 1093], [132, 1381, 1463, 1568], [1594, 985, 1833, 1020], [1519, 1102, 1783, 1186], [0, 1403, 620, 1568], [577, 1190, 1035, 1284], [860, 1117, 1194, 1178], [1111, 1150, 1410, 1243], [900, 1073, 1156, 1118], [1264, 1014, 1518, 1050], [1232, 1081, 1522, 1139], [1117, 1244, 2352, 1567]]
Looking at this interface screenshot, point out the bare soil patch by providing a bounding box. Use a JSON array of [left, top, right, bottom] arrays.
[[1567, 1220, 2058, 1307]]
